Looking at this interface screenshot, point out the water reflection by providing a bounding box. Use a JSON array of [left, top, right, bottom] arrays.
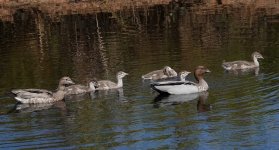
[[9, 101, 67, 113], [225, 67, 260, 76], [196, 92, 212, 112], [65, 92, 93, 102], [153, 92, 211, 112], [0, 1, 278, 149], [95, 88, 128, 102]]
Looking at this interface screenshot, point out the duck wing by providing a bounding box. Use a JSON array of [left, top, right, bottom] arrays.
[[65, 84, 89, 95], [151, 80, 197, 94], [142, 70, 163, 79], [15, 96, 54, 104], [222, 61, 254, 70], [152, 80, 196, 86], [96, 80, 117, 90], [12, 89, 52, 95], [15, 91, 52, 98], [15, 91, 52, 99], [154, 76, 180, 82], [13, 90, 55, 103]]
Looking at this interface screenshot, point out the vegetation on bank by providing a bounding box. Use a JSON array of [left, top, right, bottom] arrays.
[[1, 0, 172, 12], [0, 0, 172, 21], [0, 0, 278, 22]]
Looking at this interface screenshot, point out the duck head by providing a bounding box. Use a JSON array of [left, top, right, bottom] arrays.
[[163, 66, 177, 77], [117, 71, 129, 79], [57, 77, 75, 91], [179, 70, 191, 80], [194, 66, 210, 81], [89, 79, 99, 89], [252, 52, 264, 59], [59, 76, 75, 86]]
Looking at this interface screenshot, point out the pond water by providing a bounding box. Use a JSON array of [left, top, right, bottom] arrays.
[[0, 2, 279, 149]]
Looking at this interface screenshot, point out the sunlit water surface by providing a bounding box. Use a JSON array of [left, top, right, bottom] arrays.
[[0, 2, 279, 149]]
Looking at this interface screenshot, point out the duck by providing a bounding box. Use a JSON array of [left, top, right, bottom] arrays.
[[96, 71, 128, 90], [65, 80, 99, 95], [11, 77, 75, 104], [151, 66, 210, 95], [141, 66, 177, 80], [179, 71, 191, 81], [222, 51, 264, 70], [154, 70, 191, 82]]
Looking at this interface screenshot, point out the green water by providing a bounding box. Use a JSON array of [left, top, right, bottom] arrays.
[[0, 3, 278, 149]]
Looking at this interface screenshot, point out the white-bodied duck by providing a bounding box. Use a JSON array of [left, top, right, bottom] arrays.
[[96, 71, 128, 90], [11, 77, 75, 103], [222, 51, 264, 70], [151, 66, 210, 95], [65, 80, 99, 95], [142, 66, 177, 80]]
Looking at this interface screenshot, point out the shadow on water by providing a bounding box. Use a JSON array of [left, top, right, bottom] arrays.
[[7, 101, 67, 114], [153, 91, 211, 112]]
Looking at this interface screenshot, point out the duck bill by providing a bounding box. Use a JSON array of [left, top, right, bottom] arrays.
[[68, 80, 75, 85], [205, 69, 211, 73]]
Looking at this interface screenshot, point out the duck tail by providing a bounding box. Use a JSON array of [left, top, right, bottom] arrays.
[[142, 75, 151, 80], [14, 97, 27, 103], [221, 61, 231, 71], [10, 89, 23, 95]]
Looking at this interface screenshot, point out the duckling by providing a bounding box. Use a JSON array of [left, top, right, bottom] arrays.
[[154, 70, 191, 82], [222, 51, 264, 70], [11, 77, 75, 104], [142, 66, 177, 80], [96, 71, 128, 90], [179, 71, 191, 81], [65, 80, 99, 95], [151, 66, 210, 95]]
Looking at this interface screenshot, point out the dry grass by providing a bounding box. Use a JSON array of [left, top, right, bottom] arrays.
[[0, 0, 278, 22], [0, 0, 171, 21], [0, 0, 171, 13]]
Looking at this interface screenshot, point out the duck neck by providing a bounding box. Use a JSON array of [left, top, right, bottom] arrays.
[[163, 69, 171, 76], [198, 78, 209, 91], [89, 82, 96, 90], [253, 56, 259, 67], [53, 84, 66, 101], [117, 77, 123, 88], [180, 75, 185, 82], [195, 74, 208, 92]]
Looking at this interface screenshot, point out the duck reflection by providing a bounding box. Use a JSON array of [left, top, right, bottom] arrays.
[[153, 92, 211, 112], [93, 88, 127, 102], [9, 101, 67, 113], [65, 92, 91, 102], [196, 92, 211, 112], [225, 67, 259, 76]]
